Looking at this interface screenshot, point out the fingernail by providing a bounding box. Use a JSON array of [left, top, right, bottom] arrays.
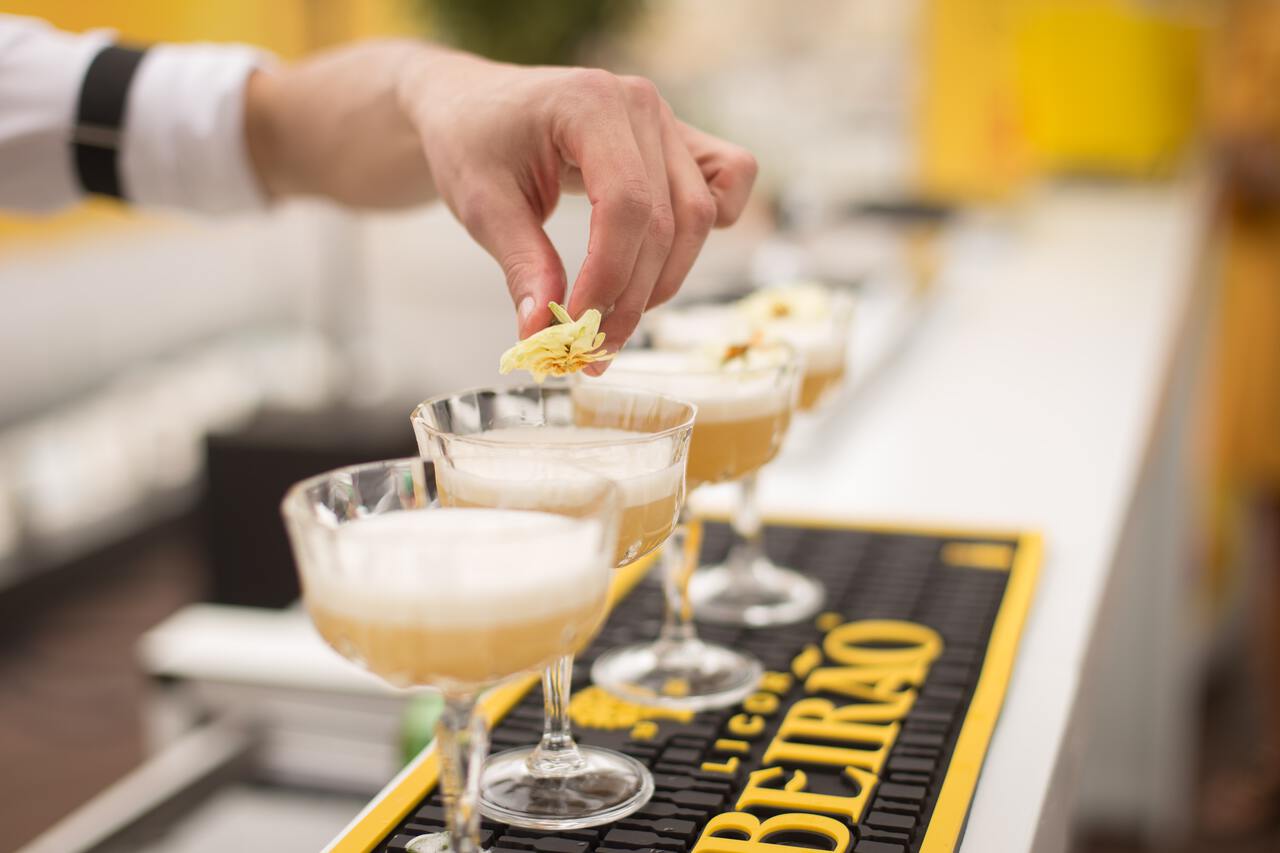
[[517, 296, 535, 330]]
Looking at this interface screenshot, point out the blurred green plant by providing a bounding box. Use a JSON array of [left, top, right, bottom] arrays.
[[417, 0, 641, 66], [401, 691, 444, 762]]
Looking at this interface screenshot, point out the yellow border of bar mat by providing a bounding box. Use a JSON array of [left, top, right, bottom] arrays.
[[329, 519, 1042, 853]]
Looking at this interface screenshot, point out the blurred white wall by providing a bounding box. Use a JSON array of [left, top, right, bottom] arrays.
[[611, 0, 922, 203], [0, 207, 327, 425]]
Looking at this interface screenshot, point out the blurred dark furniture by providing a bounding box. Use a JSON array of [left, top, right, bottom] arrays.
[[203, 405, 419, 608]]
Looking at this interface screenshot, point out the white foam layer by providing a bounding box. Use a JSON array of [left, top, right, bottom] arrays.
[[581, 351, 793, 423], [302, 509, 609, 627], [651, 303, 850, 373], [762, 320, 847, 371], [648, 305, 747, 349], [443, 426, 683, 508], [737, 282, 836, 324], [650, 288, 854, 375]]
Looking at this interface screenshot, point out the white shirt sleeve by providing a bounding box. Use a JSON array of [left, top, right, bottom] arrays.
[[0, 15, 108, 212], [0, 14, 271, 215]]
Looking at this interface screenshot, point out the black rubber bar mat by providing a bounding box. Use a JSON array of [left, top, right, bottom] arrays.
[[332, 520, 1041, 853]]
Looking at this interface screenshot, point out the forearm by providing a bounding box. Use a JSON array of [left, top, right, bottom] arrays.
[[0, 15, 755, 347], [244, 39, 442, 208]]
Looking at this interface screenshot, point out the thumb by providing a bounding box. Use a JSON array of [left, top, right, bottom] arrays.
[[456, 183, 566, 339]]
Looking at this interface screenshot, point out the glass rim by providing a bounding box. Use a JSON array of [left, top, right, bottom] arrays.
[[660, 283, 856, 314], [411, 381, 698, 449], [280, 455, 622, 535], [588, 340, 802, 381]]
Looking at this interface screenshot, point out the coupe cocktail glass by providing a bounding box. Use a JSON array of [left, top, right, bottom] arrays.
[[281, 458, 620, 853], [581, 344, 814, 708], [413, 384, 695, 829]]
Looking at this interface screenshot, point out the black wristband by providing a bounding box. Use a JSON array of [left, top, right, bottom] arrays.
[[72, 44, 148, 200]]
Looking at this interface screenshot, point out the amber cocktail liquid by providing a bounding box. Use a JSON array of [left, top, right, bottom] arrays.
[[798, 362, 845, 410], [436, 426, 684, 565], [574, 354, 792, 489], [302, 510, 609, 688]]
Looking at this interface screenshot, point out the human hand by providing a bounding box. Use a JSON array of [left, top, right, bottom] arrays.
[[246, 41, 758, 357]]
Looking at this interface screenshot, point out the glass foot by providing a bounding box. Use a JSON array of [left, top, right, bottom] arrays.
[[689, 556, 825, 627], [591, 638, 763, 712], [479, 745, 653, 830]]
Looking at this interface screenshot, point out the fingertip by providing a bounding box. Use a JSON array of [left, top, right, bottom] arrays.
[[585, 334, 627, 376], [714, 205, 742, 228], [517, 294, 536, 325], [514, 270, 568, 338], [513, 297, 535, 339], [598, 314, 642, 359], [646, 280, 680, 310], [731, 147, 760, 186]]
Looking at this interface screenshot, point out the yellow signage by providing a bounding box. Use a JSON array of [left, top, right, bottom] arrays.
[[692, 618, 943, 853]]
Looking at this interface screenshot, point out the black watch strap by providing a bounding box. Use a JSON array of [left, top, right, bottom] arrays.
[[72, 44, 148, 200]]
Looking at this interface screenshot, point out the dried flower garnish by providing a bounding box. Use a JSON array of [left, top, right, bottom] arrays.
[[499, 302, 614, 382], [738, 283, 831, 325], [720, 342, 751, 365], [719, 331, 767, 366]]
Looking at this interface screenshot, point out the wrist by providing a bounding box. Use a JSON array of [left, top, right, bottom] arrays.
[[243, 68, 287, 199], [244, 40, 439, 206], [395, 44, 495, 136]]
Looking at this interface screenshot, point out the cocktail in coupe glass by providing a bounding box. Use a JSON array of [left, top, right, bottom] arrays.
[[644, 284, 852, 628], [412, 384, 695, 830], [281, 458, 620, 853], [649, 282, 855, 412], [739, 285, 855, 411], [580, 343, 812, 708]]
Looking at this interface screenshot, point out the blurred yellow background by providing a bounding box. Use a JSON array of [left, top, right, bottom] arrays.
[[921, 0, 1206, 200], [1, 0, 1213, 243], [19, 0, 418, 53]]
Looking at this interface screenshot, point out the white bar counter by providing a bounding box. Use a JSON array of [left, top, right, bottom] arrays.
[[722, 179, 1214, 851]]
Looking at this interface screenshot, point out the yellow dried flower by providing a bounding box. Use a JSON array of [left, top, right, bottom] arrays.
[[499, 302, 614, 382], [718, 330, 767, 366]]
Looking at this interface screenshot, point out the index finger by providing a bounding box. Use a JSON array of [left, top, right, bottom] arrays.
[[556, 79, 654, 321]]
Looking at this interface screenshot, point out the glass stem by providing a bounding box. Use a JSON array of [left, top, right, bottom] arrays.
[[657, 508, 700, 649], [436, 692, 487, 853], [727, 471, 766, 583], [528, 654, 585, 776]]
